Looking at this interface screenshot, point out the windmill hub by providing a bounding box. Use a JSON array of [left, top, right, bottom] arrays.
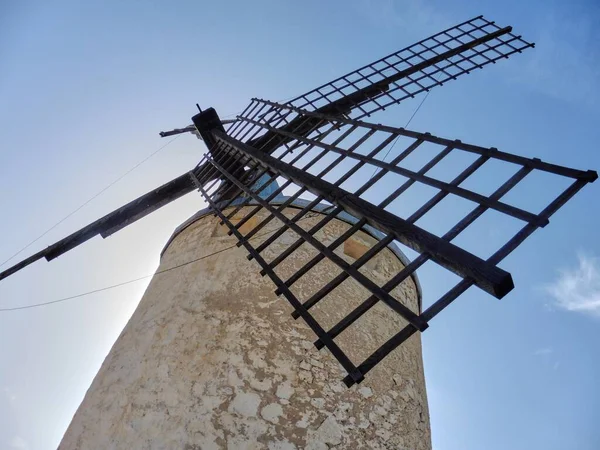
[[192, 107, 226, 149]]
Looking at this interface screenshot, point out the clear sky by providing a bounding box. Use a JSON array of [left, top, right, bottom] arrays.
[[1, 1, 599, 449]]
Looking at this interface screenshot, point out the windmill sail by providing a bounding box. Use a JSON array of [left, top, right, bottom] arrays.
[[225, 15, 534, 157], [193, 101, 596, 385], [0, 173, 197, 282], [0, 108, 242, 282], [287, 15, 534, 119]]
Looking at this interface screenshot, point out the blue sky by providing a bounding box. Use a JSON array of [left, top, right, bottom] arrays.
[[1, 1, 599, 449]]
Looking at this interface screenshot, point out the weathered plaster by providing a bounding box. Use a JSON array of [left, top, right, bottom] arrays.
[[59, 206, 431, 449]]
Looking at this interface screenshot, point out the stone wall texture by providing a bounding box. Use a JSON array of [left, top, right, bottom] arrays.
[[59, 206, 431, 450]]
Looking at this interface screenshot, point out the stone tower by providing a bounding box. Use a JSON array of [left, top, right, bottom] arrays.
[[59, 199, 431, 449]]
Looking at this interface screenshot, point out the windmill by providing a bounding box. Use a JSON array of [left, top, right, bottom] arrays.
[[2, 15, 597, 449], [1, 15, 595, 384]]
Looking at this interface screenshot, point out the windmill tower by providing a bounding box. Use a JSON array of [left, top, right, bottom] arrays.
[[1, 16, 596, 450]]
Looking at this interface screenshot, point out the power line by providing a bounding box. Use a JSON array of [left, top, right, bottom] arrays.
[[0, 213, 321, 312], [0, 135, 181, 269]]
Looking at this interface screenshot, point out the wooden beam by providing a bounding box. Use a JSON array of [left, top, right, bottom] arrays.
[[0, 172, 196, 282]]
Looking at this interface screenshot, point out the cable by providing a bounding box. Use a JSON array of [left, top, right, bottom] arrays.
[[369, 87, 434, 180], [0, 276, 155, 312], [0, 212, 321, 312], [221, 110, 242, 119], [0, 243, 231, 312], [0, 135, 181, 269]]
